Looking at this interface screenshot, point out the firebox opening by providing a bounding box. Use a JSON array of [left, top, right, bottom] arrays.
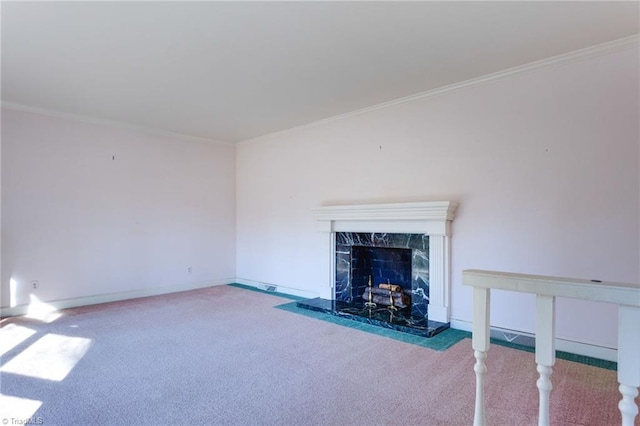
[[351, 246, 412, 310]]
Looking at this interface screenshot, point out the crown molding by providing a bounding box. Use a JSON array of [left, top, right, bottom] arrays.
[[0, 102, 235, 147], [240, 34, 640, 145], [4, 34, 637, 147]]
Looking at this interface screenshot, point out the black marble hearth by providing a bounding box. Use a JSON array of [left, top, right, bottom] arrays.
[[296, 297, 449, 337]]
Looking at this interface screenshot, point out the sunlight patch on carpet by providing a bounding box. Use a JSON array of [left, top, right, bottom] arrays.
[[0, 324, 37, 357], [25, 295, 62, 323], [0, 394, 42, 423], [1, 334, 92, 381]]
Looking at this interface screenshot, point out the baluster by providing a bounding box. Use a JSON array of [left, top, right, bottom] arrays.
[[536, 295, 556, 426], [472, 287, 490, 426], [536, 364, 553, 426], [617, 306, 640, 426], [618, 384, 639, 426], [473, 350, 487, 426], [464, 270, 640, 426]]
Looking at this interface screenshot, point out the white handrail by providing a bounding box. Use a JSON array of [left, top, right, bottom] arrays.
[[463, 269, 640, 426]]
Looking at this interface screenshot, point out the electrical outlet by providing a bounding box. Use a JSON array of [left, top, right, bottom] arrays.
[[187, 267, 192, 274], [31, 280, 39, 290]]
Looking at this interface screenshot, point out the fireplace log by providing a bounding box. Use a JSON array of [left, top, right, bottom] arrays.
[[367, 287, 395, 296], [365, 287, 411, 300], [362, 288, 409, 308], [379, 283, 402, 292]]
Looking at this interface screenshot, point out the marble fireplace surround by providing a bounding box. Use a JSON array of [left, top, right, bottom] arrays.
[[313, 201, 457, 324]]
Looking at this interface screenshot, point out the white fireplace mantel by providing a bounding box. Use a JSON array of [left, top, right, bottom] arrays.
[[313, 201, 458, 323]]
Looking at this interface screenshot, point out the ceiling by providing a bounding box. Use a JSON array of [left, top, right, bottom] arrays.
[[2, 2, 638, 143]]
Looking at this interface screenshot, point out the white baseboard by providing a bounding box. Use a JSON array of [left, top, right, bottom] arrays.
[[0, 278, 234, 318], [233, 278, 319, 299], [450, 319, 618, 362]]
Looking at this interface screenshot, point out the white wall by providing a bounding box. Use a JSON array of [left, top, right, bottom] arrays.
[[236, 47, 639, 349], [1, 108, 236, 309]]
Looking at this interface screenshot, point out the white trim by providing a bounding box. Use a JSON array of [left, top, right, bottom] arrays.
[[312, 201, 457, 235], [240, 34, 640, 146], [450, 319, 618, 362], [0, 277, 318, 318], [429, 235, 448, 319], [313, 201, 457, 323], [312, 201, 456, 223], [0, 279, 233, 318], [233, 278, 320, 299], [1, 102, 234, 147]]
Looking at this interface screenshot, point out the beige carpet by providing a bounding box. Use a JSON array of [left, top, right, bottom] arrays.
[[0, 284, 637, 425]]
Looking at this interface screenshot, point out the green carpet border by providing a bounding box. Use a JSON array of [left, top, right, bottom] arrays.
[[228, 284, 617, 369], [489, 337, 617, 371], [228, 283, 305, 301], [274, 300, 468, 351]]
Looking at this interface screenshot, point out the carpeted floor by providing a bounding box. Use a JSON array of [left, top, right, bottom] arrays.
[[0, 285, 637, 425]]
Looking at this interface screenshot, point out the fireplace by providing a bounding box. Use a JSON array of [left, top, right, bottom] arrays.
[[349, 245, 412, 309], [336, 233, 429, 318], [299, 201, 457, 337]]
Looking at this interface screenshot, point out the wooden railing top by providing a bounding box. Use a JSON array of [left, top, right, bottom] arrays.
[[463, 269, 640, 307]]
